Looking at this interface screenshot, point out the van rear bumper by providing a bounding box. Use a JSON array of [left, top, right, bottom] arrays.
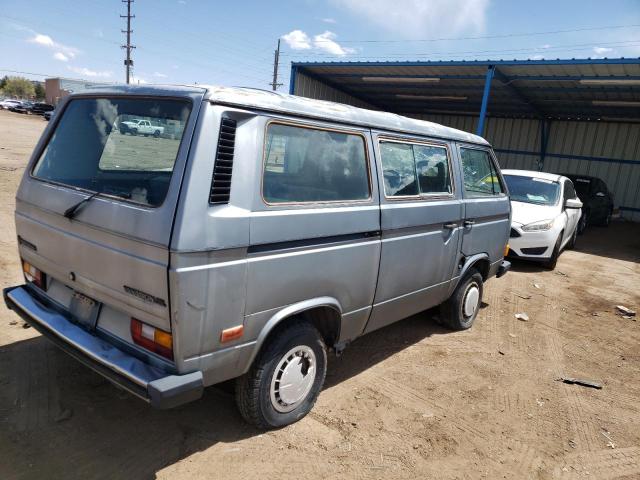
[[3, 285, 203, 409]]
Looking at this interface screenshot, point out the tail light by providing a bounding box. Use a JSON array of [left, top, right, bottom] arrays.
[[130, 318, 173, 360], [23, 260, 46, 290]]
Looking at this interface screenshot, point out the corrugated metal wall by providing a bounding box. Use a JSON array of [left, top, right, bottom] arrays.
[[293, 71, 375, 109], [293, 74, 640, 221], [413, 114, 640, 222]]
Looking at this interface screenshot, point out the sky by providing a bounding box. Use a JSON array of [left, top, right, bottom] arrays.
[[1, 0, 639, 90]]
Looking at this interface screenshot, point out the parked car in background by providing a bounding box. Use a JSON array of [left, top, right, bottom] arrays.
[[503, 169, 582, 269], [3, 85, 511, 429], [0, 99, 22, 110], [119, 118, 165, 137], [43, 110, 54, 121], [30, 103, 55, 116], [561, 174, 614, 233], [10, 101, 34, 114]]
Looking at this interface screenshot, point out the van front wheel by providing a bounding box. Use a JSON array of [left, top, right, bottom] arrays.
[[235, 322, 327, 429], [439, 268, 483, 330]]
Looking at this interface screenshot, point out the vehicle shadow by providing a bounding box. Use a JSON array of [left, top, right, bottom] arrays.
[[0, 308, 453, 479], [572, 221, 640, 264]]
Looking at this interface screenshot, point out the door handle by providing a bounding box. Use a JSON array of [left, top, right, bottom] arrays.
[[463, 220, 475, 227], [443, 223, 458, 229]]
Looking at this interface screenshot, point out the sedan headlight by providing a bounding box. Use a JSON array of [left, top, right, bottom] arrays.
[[522, 219, 555, 232]]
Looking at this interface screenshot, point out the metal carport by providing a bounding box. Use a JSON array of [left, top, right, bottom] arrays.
[[289, 59, 640, 221]]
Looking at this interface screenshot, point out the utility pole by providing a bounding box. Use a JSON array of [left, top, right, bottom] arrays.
[[270, 39, 283, 91], [121, 0, 135, 84]]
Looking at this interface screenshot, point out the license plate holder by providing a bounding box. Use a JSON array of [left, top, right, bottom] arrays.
[[69, 291, 101, 330]]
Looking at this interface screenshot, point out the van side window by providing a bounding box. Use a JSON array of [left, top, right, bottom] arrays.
[[380, 142, 418, 196], [263, 123, 370, 203], [459, 148, 504, 197], [380, 140, 452, 197]]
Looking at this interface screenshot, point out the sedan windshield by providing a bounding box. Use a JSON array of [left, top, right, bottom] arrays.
[[504, 175, 560, 206]]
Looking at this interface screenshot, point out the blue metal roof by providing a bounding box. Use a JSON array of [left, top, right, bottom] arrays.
[[290, 58, 640, 120]]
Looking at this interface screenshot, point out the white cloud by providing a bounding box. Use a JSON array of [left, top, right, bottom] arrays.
[[531, 54, 544, 60], [153, 72, 168, 78], [593, 47, 613, 55], [67, 66, 113, 78], [28, 33, 79, 59], [332, 0, 489, 38], [282, 29, 354, 56], [322, 18, 337, 24], [31, 33, 54, 47], [53, 52, 69, 62], [282, 30, 312, 50], [313, 31, 355, 55]]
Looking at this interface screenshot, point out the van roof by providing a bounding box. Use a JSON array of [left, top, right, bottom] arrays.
[[74, 84, 489, 146]]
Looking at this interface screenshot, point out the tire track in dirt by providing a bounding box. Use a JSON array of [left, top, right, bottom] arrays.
[[538, 279, 606, 453], [553, 446, 640, 479]]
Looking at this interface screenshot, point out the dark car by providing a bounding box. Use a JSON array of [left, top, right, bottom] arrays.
[[562, 174, 614, 233], [43, 110, 54, 121], [30, 102, 55, 115]]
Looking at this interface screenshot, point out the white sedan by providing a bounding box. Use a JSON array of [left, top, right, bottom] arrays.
[[503, 169, 582, 269]]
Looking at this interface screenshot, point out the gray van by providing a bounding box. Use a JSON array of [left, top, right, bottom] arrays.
[[4, 85, 510, 428]]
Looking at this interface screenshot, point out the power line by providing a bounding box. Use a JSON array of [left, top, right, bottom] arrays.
[[120, 0, 135, 84], [281, 40, 640, 60], [308, 23, 640, 44]]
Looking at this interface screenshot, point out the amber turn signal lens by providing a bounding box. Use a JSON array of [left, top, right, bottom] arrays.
[[22, 260, 46, 290], [220, 325, 244, 343], [504, 244, 510, 257]]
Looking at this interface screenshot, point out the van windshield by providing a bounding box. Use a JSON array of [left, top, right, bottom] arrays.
[[32, 97, 192, 207]]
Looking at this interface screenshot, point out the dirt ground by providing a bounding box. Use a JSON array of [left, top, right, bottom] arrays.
[[0, 109, 639, 480]]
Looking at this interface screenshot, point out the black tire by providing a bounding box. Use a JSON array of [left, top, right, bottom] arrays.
[[235, 321, 327, 429], [119, 126, 127, 135], [130, 128, 138, 136], [578, 210, 589, 235], [599, 208, 613, 227], [153, 130, 160, 138], [544, 234, 562, 270], [439, 268, 483, 331]]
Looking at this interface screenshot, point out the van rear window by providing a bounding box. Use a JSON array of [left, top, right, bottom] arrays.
[[32, 97, 192, 207]]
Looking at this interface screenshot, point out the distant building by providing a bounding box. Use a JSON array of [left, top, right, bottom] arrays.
[[45, 78, 110, 105]]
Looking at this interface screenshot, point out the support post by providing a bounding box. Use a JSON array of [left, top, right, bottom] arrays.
[[539, 119, 552, 171], [476, 65, 495, 137], [288, 64, 297, 95]]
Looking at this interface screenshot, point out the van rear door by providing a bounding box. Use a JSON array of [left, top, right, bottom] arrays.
[[14, 91, 203, 334]]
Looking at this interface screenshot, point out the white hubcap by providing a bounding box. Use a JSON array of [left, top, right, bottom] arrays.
[[463, 285, 480, 317], [270, 346, 316, 413]]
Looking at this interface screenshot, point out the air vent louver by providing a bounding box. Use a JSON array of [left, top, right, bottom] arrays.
[[209, 117, 237, 204]]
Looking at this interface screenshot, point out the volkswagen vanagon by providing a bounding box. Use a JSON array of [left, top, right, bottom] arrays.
[[4, 85, 510, 428]]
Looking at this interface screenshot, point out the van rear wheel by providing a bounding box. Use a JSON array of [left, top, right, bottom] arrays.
[[439, 268, 483, 331], [235, 322, 327, 429]]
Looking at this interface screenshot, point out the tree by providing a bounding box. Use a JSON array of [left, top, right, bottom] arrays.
[[34, 82, 45, 100], [2, 76, 36, 99]]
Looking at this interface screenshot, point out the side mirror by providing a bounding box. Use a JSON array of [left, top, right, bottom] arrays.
[[595, 192, 606, 197], [565, 198, 583, 209]]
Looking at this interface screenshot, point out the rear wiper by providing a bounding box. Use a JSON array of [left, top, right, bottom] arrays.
[[63, 191, 102, 219]]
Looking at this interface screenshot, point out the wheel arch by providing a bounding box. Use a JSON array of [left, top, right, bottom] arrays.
[[242, 297, 342, 374]]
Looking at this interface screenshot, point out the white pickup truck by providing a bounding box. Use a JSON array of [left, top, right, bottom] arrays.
[[119, 119, 165, 137]]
